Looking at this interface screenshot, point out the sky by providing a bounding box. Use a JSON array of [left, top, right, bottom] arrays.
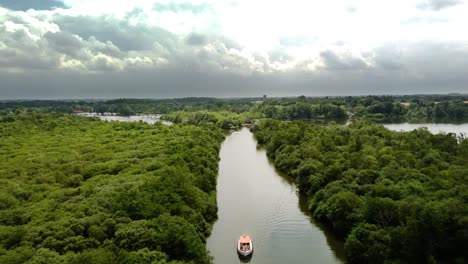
[[0, 0, 467, 99]]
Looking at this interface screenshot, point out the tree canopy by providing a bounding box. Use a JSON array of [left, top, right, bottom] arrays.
[[0, 113, 224, 263], [252, 119, 467, 263], [2, 94, 467, 122], [1, 95, 467, 263]]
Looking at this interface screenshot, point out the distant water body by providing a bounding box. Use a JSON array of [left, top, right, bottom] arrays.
[[76, 113, 171, 125], [382, 123, 468, 135]]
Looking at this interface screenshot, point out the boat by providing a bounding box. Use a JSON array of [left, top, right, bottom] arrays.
[[237, 235, 253, 256]]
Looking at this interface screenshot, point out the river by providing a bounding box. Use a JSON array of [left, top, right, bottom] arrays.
[[206, 128, 344, 264], [79, 114, 467, 262]]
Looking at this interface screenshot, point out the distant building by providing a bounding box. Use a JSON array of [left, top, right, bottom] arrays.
[[262, 95, 267, 102]]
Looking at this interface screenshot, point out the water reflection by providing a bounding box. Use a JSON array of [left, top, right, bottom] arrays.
[[266, 154, 346, 262], [383, 122, 468, 135], [297, 194, 346, 261], [207, 128, 343, 264], [238, 254, 253, 263]]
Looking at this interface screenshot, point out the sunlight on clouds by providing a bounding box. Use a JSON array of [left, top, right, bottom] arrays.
[[60, 57, 86, 70], [49, 0, 468, 59], [0, 1, 468, 97], [0, 0, 468, 94], [60, 0, 153, 16]]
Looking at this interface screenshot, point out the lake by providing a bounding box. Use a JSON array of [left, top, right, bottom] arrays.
[[382, 122, 468, 135], [206, 128, 344, 264], [76, 113, 172, 125]]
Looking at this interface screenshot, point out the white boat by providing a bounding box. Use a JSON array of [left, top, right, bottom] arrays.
[[237, 235, 253, 256]]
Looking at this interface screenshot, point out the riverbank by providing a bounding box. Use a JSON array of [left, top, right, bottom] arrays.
[[207, 128, 343, 264], [251, 119, 467, 263]]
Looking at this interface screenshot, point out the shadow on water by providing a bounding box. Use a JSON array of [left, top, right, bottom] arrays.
[[238, 253, 253, 263], [257, 140, 347, 262], [298, 194, 347, 262]]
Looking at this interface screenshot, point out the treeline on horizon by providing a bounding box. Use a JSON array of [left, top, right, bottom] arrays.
[[0, 113, 224, 264], [252, 119, 467, 263], [1, 94, 468, 121]]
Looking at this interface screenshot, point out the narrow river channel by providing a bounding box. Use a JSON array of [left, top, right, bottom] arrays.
[[207, 127, 344, 264]]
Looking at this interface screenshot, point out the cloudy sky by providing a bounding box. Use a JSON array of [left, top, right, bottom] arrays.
[[0, 0, 467, 98]]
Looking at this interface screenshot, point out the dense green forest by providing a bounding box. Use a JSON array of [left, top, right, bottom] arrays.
[[161, 111, 261, 130], [256, 95, 468, 121], [252, 119, 467, 263], [0, 98, 258, 116], [2, 94, 468, 121], [0, 113, 224, 263], [1, 96, 467, 263]]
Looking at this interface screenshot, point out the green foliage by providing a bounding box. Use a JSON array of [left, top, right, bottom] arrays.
[[2, 95, 467, 122], [162, 111, 261, 129], [253, 119, 468, 263], [0, 98, 262, 116], [344, 223, 393, 263], [0, 113, 224, 263], [2, 95, 468, 263]]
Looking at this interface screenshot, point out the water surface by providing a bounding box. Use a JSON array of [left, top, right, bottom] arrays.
[[383, 122, 468, 135], [207, 128, 343, 264], [77, 113, 171, 125]]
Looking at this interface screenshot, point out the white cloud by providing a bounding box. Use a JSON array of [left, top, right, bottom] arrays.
[[417, 0, 464, 10], [0, 1, 467, 97]]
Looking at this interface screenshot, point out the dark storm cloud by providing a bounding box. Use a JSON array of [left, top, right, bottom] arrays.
[[0, 0, 66, 11], [372, 50, 403, 71], [0, 69, 267, 99], [2, 59, 467, 100], [51, 13, 177, 52], [1, 7, 467, 99], [399, 42, 468, 80], [44, 31, 123, 59], [153, 2, 212, 14], [44, 31, 84, 57], [180, 41, 261, 73], [319, 50, 368, 71], [2, 29, 468, 98], [417, 0, 463, 10], [185, 33, 208, 46], [0, 23, 60, 69], [0, 11, 137, 72], [0, 7, 258, 74]]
